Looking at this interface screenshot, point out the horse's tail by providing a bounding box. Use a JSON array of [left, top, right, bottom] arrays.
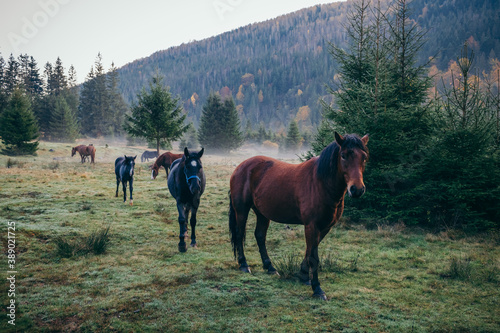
[[228, 191, 242, 259]]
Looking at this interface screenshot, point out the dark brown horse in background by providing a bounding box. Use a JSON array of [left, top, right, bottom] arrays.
[[151, 152, 184, 179], [229, 132, 369, 300], [71, 145, 96, 164]]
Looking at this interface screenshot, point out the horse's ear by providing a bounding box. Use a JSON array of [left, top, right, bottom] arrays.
[[184, 147, 189, 157], [133, 155, 137, 160], [361, 134, 369, 145], [335, 132, 345, 146], [197, 148, 204, 159], [124, 155, 127, 158]]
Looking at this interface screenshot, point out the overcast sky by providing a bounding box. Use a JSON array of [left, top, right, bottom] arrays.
[[0, 0, 339, 83]]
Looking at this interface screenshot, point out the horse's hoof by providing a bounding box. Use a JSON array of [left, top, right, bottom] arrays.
[[312, 293, 328, 301], [312, 286, 327, 300], [239, 266, 251, 273], [267, 267, 280, 276], [130, 201, 133, 206], [178, 244, 187, 252], [190, 243, 197, 248]]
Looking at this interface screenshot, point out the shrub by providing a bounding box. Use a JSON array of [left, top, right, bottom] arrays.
[[54, 226, 110, 258], [273, 252, 302, 280]]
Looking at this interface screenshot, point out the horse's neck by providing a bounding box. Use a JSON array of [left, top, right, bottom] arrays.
[[159, 155, 169, 167], [312, 161, 347, 206]]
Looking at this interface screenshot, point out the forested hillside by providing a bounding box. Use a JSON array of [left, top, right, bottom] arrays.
[[116, 0, 500, 132]]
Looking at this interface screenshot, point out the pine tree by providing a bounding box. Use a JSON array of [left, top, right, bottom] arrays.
[[124, 73, 189, 155], [198, 93, 243, 153], [5, 54, 19, 94], [49, 94, 79, 142], [25, 57, 43, 98], [51, 57, 68, 95], [285, 120, 302, 151], [421, 43, 500, 227], [78, 54, 114, 137], [107, 62, 128, 136], [0, 54, 8, 116], [78, 66, 96, 135], [0, 88, 39, 155]]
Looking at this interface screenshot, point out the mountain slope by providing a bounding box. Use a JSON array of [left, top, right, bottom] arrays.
[[116, 0, 500, 132]]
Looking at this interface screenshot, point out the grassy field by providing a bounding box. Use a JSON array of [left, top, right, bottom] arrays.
[[0, 141, 499, 332]]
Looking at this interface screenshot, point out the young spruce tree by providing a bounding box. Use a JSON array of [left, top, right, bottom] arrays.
[[124, 73, 189, 155], [0, 88, 39, 155], [285, 120, 303, 152], [198, 93, 243, 153]]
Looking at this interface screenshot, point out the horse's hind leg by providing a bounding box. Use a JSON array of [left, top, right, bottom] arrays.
[[254, 210, 277, 274], [122, 181, 127, 203], [229, 196, 251, 273], [115, 178, 120, 197]]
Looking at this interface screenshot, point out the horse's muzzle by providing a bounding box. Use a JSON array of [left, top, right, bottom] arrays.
[[189, 182, 201, 194], [348, 185, 366, 198]]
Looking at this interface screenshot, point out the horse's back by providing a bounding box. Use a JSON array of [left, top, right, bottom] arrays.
[[231, 156, 312, 224]]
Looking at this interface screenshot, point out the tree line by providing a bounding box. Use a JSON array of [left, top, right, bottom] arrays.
[[0, 53, 250, 155], [0, 53, 129, 151]]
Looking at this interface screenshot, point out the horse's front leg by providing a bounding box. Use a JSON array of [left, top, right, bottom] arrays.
[[302, 224, 326, 300], [190, 206, 198, 248], [176, 201, 188, 252], [129, 178, 133, 206]]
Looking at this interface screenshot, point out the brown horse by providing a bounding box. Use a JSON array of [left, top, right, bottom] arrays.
[[151, 152, 184, 179], [229, 132, 369, 300], [71, 145, 96, 164]]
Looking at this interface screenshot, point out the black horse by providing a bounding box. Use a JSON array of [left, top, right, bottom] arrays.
[[168, 147, 206, 252], [141, 150, 159, 163], [115, 155, 137, 205]]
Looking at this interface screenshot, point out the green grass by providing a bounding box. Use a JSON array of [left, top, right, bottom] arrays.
[[0, 141, 499, 332]]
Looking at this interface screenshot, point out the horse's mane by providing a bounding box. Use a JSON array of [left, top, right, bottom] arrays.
[[316, 134, 368, 180], [317, 142, 340, 180]]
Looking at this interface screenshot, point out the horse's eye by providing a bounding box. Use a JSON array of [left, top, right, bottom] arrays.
[[341, 153, 346, 160]]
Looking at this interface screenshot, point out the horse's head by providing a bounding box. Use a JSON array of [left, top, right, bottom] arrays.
[[335, 132, 369, 198], [183, 147, 204, 194], [151, 164, 160, 180], [71, 147, 77, 157], [124, 155, 137, 177]]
